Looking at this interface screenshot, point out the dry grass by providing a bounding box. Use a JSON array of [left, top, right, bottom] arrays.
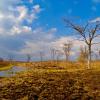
[[0, 61, 12, 71], [0, 61, 100, 100]]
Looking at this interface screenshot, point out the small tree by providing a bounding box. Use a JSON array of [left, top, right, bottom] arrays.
[[64, 19, 100, 69], [50, 48, 56, 61], [8, 54, 14, 65], [63, 41, 72, 61], [26, 54, 32, 62], [99, 50, 100, 59], [39, 51, 45, 63], [0, 57, 4, 62], [94, 48, 100, 60], [78, 46, 88, 63], [55, 49, 63, 64]]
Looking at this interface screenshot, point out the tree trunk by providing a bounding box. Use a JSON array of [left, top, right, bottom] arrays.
[[87, 45, 92, 69], [66, 54, 68, 61]]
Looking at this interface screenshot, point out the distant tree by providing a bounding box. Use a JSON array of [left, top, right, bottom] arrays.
[[8, 55, 14, 61], [63, 41, 72, 61], [99, 50, 100, 59], [64, 19, 100, 69], [26, 54, 32, 62], [78, 46, 88, 63], [39, 51, 44, 62], [94, 48, 100, 60], [55, 49, 63, 63], [0, 57, 4, 62], [50, 48, 56, 61], [7, 54, 15, 65]]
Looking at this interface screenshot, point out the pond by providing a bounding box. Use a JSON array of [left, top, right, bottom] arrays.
[[0, 66, 27, 77]]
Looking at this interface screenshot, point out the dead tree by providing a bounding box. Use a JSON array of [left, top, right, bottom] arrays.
[[50, 48, 56, 61], [8, 54, 14, 65], [39, 51, 44, 64], [64, 19, 100, 69], [0, 57, 4, 62], [99, 50, 100, 59], [63, 41, 72, 61], [55, 49, 63, 64], [26, 54, 32, 62], [94, 48, 100, 60], [8, 55, 14, 61], [78, 46, 88, 63]]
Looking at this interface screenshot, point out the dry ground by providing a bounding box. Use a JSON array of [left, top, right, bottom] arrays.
[[0, 61, 100, 100]]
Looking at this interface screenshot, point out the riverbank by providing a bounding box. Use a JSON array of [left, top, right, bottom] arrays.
[[0, 65, 12, 71], [0, 62, 100, 100], [0, 61, 12, 70], [0, 61, 100, 99], [0, 64, 100, 100]]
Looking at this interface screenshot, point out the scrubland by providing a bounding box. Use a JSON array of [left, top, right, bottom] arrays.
[[0, 61, 100, 100]]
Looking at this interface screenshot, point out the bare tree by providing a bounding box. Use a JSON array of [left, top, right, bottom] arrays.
[[50, 48, 56, 61], [93, 48, 100, 60], [99, 50, 100, 59], [63, 41, 72, 61], [0, 57, 4, 62], [26, 54, 32, 62], [78, 46, 88, 63], [7, 54, 15, 65], [55, 49, 63, 64], [39, 51, 45, 63], [8, 54, 14, 61], [64, 19, 100, 69]]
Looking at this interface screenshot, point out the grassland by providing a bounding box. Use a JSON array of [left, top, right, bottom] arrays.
[[0, 61, 12, 71], [0, 61, 100, 100]]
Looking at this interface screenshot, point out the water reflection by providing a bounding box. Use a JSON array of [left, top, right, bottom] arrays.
[[0, 66, 27, 77]]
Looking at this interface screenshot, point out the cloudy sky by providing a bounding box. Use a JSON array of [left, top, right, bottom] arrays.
[[0, 0, 100, 61]]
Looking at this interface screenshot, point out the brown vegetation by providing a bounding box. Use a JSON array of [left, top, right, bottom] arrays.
[[0, 61, 100, 100]]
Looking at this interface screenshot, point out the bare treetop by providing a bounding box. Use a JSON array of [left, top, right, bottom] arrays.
[[64, 18, 100, 69], [64, 19, 100, 45]]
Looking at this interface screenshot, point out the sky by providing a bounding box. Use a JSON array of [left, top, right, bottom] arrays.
[[0, 0, 100, 61]]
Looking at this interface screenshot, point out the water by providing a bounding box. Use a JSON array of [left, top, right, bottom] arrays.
[[0, 66, 27, 77]]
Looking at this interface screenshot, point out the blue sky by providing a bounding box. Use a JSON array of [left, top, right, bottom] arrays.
[[23, 0, 100, 35], [0, 0, 100, 61]]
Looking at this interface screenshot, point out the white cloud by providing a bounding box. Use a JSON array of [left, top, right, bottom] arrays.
[[29, 0, 33, 3], [0, 0, 42, 36], [0, 0, 20, 10], [19, 27, 57, 55], [11, 26, 32, 35], [33, 5, 41, 13], [49, 36, 100, 59], [11, 26, 21, 35], [20, 41, 40, 54], [19, 33, 87, 60], [90, 17, 100, 23], [50, 28, 57, 32], [22, 26, 32, 33], [0, 0, 99, 60], [93, 0, 100, 3], [50, 36, 85, 55], [16, 6, 28, 23], [0, 13, 4, 19]]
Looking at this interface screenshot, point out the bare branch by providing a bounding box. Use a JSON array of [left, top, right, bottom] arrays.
[[64, 18, 100, 69], [91, 24, 100, 39], [94, 34, 100, 38], [91, 42, 100, 45], [74, 38, 84, 41], [64, 19, 89, 44]]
